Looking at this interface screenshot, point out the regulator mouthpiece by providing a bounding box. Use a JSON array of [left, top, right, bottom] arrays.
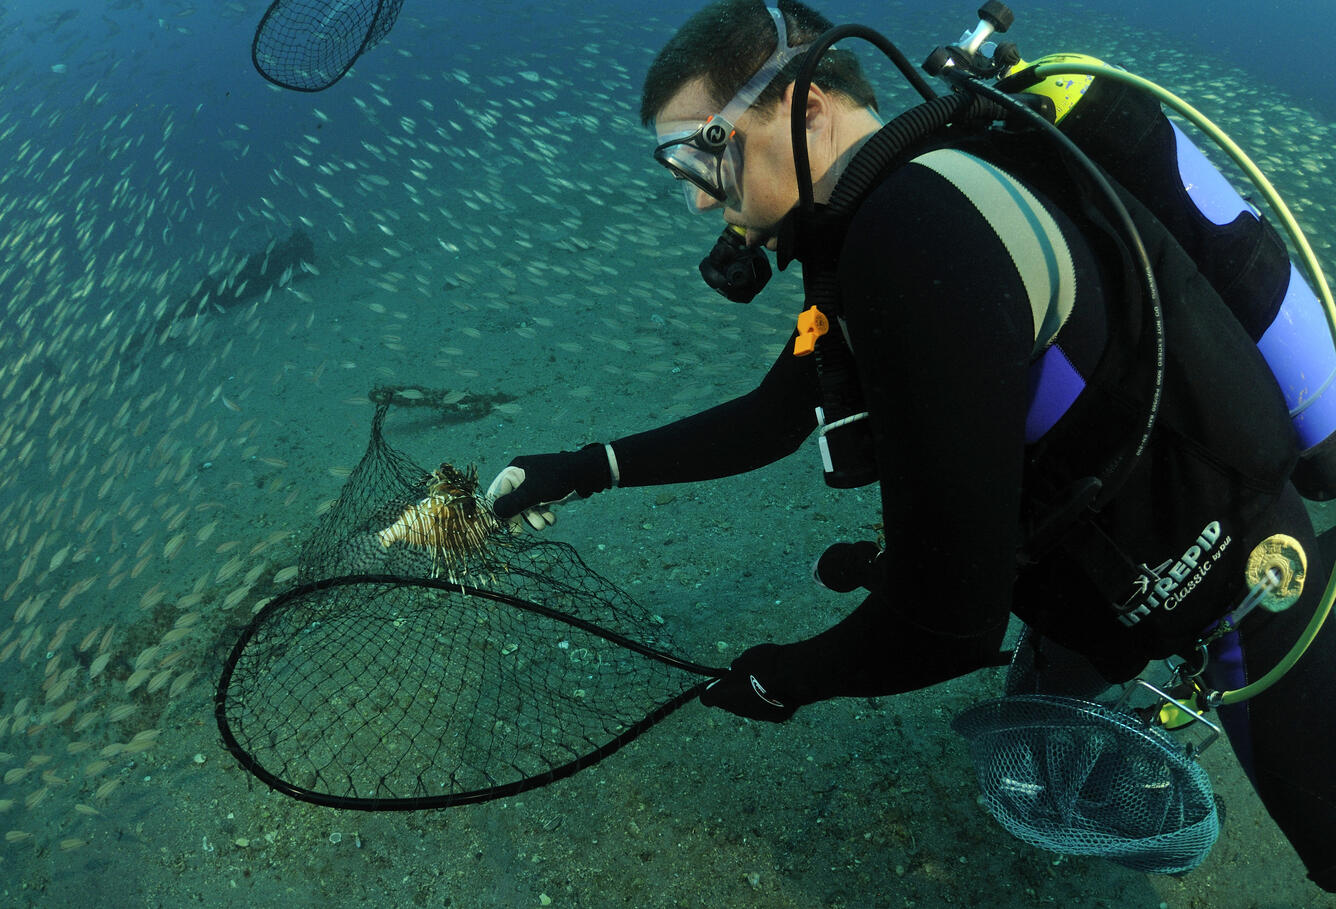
[[699, 225, 772, 303]]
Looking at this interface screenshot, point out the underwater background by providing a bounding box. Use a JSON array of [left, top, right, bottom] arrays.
[[0, 0, 1332, 906]]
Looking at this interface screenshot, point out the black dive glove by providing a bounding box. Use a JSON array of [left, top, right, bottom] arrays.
[[812, 540, 883, 593], [700, 643, 802, 723], [487, 443, 614, 530]]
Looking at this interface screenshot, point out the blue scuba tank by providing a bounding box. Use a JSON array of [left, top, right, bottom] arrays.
[[1172, 122, 1336, 487], [1018, 55, 1336, 499]]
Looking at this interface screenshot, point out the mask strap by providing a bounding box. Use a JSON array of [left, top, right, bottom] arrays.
[[718, 7, 810, 124]]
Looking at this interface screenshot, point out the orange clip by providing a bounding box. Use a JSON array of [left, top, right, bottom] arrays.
[[793, 305, 829, 357]]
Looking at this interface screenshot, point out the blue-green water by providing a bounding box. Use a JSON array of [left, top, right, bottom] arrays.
[[0, 1, 1332, 906]]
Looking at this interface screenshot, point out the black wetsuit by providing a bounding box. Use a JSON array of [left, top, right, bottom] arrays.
[[606, 144, 1336, 889]]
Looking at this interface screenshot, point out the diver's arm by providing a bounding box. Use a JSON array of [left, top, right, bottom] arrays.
[[837, 165, 1035, 679], [490, 340, 818, 527], [708, 163, 1045, 708], [610, 340, 819, 487]]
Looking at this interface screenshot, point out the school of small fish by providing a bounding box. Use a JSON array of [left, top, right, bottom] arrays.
[[0, 0, 1331, 884]]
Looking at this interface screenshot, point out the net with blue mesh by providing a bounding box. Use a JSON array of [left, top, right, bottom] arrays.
[[952, 692, 1220, 874], [952, 630, 1220, 874]]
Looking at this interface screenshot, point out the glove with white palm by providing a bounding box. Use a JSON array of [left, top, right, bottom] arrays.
[[487, 443, 617, 531]]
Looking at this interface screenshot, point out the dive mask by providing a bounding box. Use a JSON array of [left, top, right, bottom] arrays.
[[652, 6, 810, 213], [654, 117, 745, 210]]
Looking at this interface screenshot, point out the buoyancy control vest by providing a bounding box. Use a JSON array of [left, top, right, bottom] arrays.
[[1002, 132, 1299, 671], [998, 57, 1335, 671]]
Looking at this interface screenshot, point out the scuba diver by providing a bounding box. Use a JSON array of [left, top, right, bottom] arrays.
[[486, 0, 1336, 892]]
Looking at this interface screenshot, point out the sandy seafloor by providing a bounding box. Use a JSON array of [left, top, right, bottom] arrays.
[[2, 1, 1336, 906]]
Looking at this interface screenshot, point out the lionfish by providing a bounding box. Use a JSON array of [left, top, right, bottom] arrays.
[[375, 463, 501, 580]]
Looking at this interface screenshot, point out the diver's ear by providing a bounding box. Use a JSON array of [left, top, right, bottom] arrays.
[[780, 81, 833, 134]]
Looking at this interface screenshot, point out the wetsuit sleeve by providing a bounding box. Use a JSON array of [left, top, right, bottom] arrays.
[[609, 341, 819, 486], [777, 163, 1044, 699]]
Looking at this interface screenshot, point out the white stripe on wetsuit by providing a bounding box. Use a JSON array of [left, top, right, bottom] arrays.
[[910, 148, 1077, 355]]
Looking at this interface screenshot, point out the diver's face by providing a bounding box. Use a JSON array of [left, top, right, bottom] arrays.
[[655, 77, 798, 250]]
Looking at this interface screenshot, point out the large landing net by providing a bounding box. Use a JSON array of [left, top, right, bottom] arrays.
[[215, 400, 719, 809]]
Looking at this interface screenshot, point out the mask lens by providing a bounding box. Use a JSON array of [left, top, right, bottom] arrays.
[[653, 120, 742, 213]]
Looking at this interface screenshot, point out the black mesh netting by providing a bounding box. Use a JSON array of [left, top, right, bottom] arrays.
[[215, 397, 720, 809], [253, 0, 405, 92]]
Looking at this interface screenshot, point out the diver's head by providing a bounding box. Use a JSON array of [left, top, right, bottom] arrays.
[[642, 0, 880, 248]]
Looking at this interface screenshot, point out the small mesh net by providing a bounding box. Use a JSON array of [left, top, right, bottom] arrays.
[[252, 0, 405, 92], [215, 397, 716, 809], [952, 693, 1220, 873]]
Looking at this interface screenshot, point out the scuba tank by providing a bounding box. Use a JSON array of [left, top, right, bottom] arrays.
[[1002, 54, 1336, 500]]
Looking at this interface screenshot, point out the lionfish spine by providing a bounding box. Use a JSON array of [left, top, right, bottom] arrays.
[[374, 487, 501, 580]]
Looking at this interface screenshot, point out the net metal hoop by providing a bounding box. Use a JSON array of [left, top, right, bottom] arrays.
[[953, 693, 1219, 873], [215, 573, 721, 810], [252, 0, 404, 92]]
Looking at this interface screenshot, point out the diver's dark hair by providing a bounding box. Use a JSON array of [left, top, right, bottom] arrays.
[[639, 0, 877, 126]]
